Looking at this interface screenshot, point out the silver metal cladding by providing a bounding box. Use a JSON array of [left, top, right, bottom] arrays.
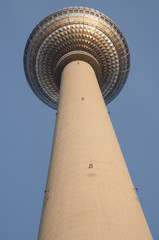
[[24, 7, 130, 109]]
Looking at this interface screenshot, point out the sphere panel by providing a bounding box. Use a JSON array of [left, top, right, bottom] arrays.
[[24, 7, 130, 109]]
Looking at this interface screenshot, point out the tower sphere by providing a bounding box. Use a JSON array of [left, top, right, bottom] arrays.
[[24, 7, 130, 109]]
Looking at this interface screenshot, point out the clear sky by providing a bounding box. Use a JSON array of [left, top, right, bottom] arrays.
[[0, 0, 159, 239]]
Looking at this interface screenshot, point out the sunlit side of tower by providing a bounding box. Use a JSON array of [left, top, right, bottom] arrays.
[[24, 7, 153, 240]]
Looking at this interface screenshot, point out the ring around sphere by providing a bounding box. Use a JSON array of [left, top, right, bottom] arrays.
[[24, 6, 130, 109]]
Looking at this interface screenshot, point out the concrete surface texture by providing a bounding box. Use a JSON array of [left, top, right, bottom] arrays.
[[37, 61, 152, 240]]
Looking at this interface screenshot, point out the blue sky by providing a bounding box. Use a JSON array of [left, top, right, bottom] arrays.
[[1, 0, 159, 239]]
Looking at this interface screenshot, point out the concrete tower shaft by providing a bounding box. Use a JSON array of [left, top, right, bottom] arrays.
[[37, 61, 152, 240], [23, 6, 153, 240]]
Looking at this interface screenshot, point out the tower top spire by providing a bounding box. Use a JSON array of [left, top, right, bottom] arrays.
[[24, 7, 130, 109]]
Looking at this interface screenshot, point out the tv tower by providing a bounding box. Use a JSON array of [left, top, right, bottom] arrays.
[[24, 7, 152, 240]]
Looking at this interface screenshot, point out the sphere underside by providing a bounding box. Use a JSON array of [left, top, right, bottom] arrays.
[[24, 7, 130, 109]]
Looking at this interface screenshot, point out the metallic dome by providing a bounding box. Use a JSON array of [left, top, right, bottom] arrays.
[[24, 7, 130, 109]]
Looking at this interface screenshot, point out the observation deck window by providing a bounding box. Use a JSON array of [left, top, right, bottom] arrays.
[[47, 16, 53, 22], [113, 25, 117, 31]]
